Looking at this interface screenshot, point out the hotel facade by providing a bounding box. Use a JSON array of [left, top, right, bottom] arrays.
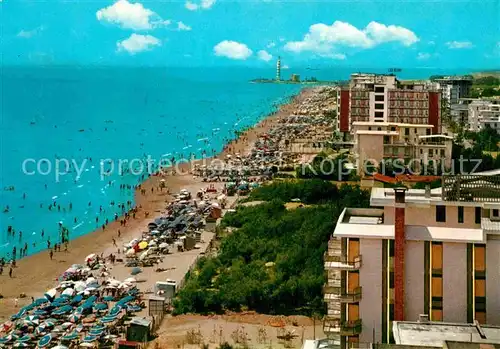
[[323, 173, 500, 348], [337, 74, 442, 135]]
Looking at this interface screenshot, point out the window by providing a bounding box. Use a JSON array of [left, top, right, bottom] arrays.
[[436, 205, 446, 222], [475, 207, 482, 224], [475, 297, 486, 312], [391, 127, 396, 131], [375, 86, 384, 93], [368, 127, 372, 130], [377, 127, 382, 131], [414, 128, 418, 134], [458, 206, 464, 224], [493, 209, 499, 217], [375, 111, 384, 118], [384, 136, 390, 143], [375, 95, 385, 102], [426, 129, 431, 135], [440, 149, 445, 157], [405, 128, 410, 136], [375, 103, 384, 110], [429, 149, 434, 157]]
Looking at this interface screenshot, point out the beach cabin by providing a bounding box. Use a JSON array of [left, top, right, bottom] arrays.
[[126, 317, 152, 343]]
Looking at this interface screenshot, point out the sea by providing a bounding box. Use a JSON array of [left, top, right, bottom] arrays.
[[0, 65, 472, 260]]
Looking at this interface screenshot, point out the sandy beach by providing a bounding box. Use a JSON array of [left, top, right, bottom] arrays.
[[0, 87, 319, 323]]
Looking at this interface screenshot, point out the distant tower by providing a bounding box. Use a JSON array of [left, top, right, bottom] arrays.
[[276, 56, 281, 81]]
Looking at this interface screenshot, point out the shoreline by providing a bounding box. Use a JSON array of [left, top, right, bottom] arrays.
[[0, 87, 316, 322]]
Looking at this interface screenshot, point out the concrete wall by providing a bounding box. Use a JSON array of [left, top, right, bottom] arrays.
[[359, 239, 383, 343], [383, 206, 479, 230], [357, 134, 384, 175], [405, 241, 425, 321], [442, 243, 467, 322], [486, 239, 500, 325]]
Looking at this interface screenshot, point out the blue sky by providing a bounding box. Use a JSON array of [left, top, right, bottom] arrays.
[[0, 0, 499, 69]]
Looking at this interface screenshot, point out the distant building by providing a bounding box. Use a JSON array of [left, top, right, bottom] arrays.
[[435, 76, 473, 105], [352, 122, 453, 175], [291, 74, 300, 82], [324, 173, 500, 347], [468, 100, 500, 132], [337, 74, 442, 135]]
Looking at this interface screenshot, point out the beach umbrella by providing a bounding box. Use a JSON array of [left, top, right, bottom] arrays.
[[125, 249, 135, 256], [85, 277, 97, 286], [61, 288, 75, 297], [44, 289, 57, 302], [51, 345, 69, 349], [93, 303, 108, 312], [34, 298, 49, 306], [34, 309, 48, 316], [126, 305, 142, 313], [82, 335, 97, 343], [61, 332, 79, 341], [13, 343, 28, 348], [159, 242, 168, 249], [130, 267, 142, 275], [89, 328, 104, 336], [71, 294, 83, 305], [79, 343, 95, 347], [16, 335, 32, 343], [68, 313, 81, 323], [73, 281, 86, 293], [84, 254, 96, 262], [138, 241, 148, 250], [103, 334, 118, 340], [38, 334, 53, 348], [0, 337, 9, 344], [99, 316, 116, 324], [61, 322, 73, 329], [139, 251, 148, 261], [103, 296, 114, 302], [124, 277, 136, 284], [116, 295, 134, 305]]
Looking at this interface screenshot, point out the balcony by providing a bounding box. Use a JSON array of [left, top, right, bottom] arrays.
[[341, 320, 363, 336], [324, 255, 362, 270], [324, 286, 362, 303], [323, 316, 341, 334]]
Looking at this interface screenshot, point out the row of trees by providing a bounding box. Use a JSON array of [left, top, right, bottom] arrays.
[[173, 181, 370, 316]]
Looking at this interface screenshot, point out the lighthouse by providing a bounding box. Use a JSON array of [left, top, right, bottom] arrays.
[[276, 56, 281, 82]]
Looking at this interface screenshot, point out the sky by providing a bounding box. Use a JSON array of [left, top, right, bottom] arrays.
[[0, 0, 499, 69]]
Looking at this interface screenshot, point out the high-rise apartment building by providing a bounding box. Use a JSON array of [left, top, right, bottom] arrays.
[[435, 76, 473, 105], [323, 173, 500, 348], [338, 74, 441, 136]]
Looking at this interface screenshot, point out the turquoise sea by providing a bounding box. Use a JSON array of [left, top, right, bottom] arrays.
[[0, 66, 471, 260]]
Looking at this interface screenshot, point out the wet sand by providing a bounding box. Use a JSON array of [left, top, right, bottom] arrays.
[[0, 87, 316, 322]]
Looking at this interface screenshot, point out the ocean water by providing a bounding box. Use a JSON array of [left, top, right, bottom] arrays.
[[0, 66, 302, 260]]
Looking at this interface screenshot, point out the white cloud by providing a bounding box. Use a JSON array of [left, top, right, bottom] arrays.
[[417, 52, 431, 60], [97, 0, 169, 30], [213, 40, 252, 60], [446, 41, 473, 49], [177, 21, 191, 31], [266, 41, 276, 48], [185, 1, 198, 10], [428, 40, 435, 45], [17, 26, 45, 39], [185, 0, 215, 11], [257, 50, 273, 62], [117, 33, 161, 54], [285, 20, 418, 55]]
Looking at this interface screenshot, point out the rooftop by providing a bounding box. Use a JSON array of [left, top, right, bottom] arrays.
[[333, 207, 485, 242], [393, 321, 500, 346]]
